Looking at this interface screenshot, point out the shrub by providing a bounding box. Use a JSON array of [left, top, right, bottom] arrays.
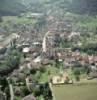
[[21, 86, 30, 96], [73, 68, 81, 81], [30, 68, 37, 74], [0, 16, 3, 22], [39, 66, 46, 73], [34, 86, 41, 97], [0, 49, 21, 75]]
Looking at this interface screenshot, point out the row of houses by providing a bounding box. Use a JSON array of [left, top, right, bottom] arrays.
[[57, 49, 97, 64]]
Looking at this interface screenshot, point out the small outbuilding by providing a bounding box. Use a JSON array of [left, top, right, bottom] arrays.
[[22, 94, 36, 100], [52, 73, 72, 85], [22, 47, 30, 53]]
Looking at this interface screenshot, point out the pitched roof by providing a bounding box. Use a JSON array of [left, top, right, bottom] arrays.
[[22, 47, 30, 53], [22, 94, 36, 100], [94, 56, 97, 62]]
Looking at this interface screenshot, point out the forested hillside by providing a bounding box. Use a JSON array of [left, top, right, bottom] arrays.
[[1, 0, 97, 16], [0, 0, 26, 16], [71, 0, 97, 15]]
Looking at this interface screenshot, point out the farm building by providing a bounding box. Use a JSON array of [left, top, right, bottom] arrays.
[[52, 73, 73, 85]]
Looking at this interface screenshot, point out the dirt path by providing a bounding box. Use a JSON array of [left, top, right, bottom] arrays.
[[49, 83, 56, 100], [9, 84, 14, 100]]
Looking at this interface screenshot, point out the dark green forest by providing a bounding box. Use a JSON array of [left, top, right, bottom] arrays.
[[0, 0, 97, 16], [0, 0, 26, 15]]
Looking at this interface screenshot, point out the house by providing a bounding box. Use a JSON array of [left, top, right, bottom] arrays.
[[0, 55, 5, 60], [64, 48, 71, 52], [88, 55, 94, 64], [0, 91, 6, 100], [52, 73, 72, 85], [0, 45, 4, 50], [22, 47, 30, 53], [41, 58, 53, 65], [80, 55, 89, 65], [26, 13, 44, 19], [64, 57, 76, 67], [52, 76, 65, 84], [71, 51, 81, 61], [14, 87, 21, 96], [0, 34, 5, 41], [33, 42, 41, 46], [90, 65, 97, 72], [57, 52, 63, 60], [24, 58, 32, 63], [0, 45, 7, 54], [33, 56, 42, 63], [68, 32, 80, 40], [22, 94, 36, 100], [17, 31, 36, 45], [93, 56, 97, 66], [88, 72, 97, 79]]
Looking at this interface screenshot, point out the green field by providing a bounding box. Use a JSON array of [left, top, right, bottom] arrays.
[[53, 84, 97, 100], [39, 66, 59, 82]]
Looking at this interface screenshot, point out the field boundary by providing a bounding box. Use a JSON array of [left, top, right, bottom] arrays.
[[52, 82, 97, 87]]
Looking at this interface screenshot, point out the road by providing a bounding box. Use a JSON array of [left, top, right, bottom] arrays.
[[25, 77, 32, 91], [42, 31, 50, 52], [7, 78, 14, 100], [9, 84, 14, 100], [49, 83, 56, 100]]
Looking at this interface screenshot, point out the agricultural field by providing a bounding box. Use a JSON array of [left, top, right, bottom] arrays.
[[53, 84, 97, 100]]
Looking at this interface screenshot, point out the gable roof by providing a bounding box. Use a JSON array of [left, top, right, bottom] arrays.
[[22, 94, 36, 100]]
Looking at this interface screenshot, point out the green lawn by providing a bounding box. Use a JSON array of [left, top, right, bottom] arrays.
[[39, 66, 59, 82], [15, 97, 22, 100], [39, 66, 89, 83], [53, 84, 97, 100]]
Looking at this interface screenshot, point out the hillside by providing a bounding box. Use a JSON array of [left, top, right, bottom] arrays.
[[1, 0, 97, 16], [0, 0, 97, 100], [0, 0, 26, 16]]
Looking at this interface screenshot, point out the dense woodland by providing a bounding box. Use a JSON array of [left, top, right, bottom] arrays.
[[1, 0, 97, 16]]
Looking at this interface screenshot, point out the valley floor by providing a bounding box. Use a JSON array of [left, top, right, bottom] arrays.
[[53, 83, 97, 100]]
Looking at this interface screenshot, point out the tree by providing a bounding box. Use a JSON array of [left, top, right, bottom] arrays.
[[0, 16, 3, 22], [21, 86, 30, 96], [73, 61, 82, 68], [0, 49, 21, 76], [0, 77, 8, 91], [4, 87, 10, 99], [81, 42, 97, 55], [30, 68, 37, 75], [33, 82, 53, 99], [73, 68, 81, 81], [43, 82, 53, 100], [39, 66, 46, 73], [0, 0, 26, 16], [71, 0, 97, 15], [33, 86, 41, 97]]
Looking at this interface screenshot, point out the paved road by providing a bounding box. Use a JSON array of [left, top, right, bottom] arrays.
[[9, 84, 14, 100], [25, 78, 31, 91], [49, 83, 56, 100], [7, 78, 14, 100], [42, 31, 50, 52]]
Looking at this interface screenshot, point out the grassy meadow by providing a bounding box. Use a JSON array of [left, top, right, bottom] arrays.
[[53, 84, 97, 100]]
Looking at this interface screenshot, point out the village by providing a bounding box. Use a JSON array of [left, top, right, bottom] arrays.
[[0, 0, 97, 99], [0, 13, 97, 100]]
